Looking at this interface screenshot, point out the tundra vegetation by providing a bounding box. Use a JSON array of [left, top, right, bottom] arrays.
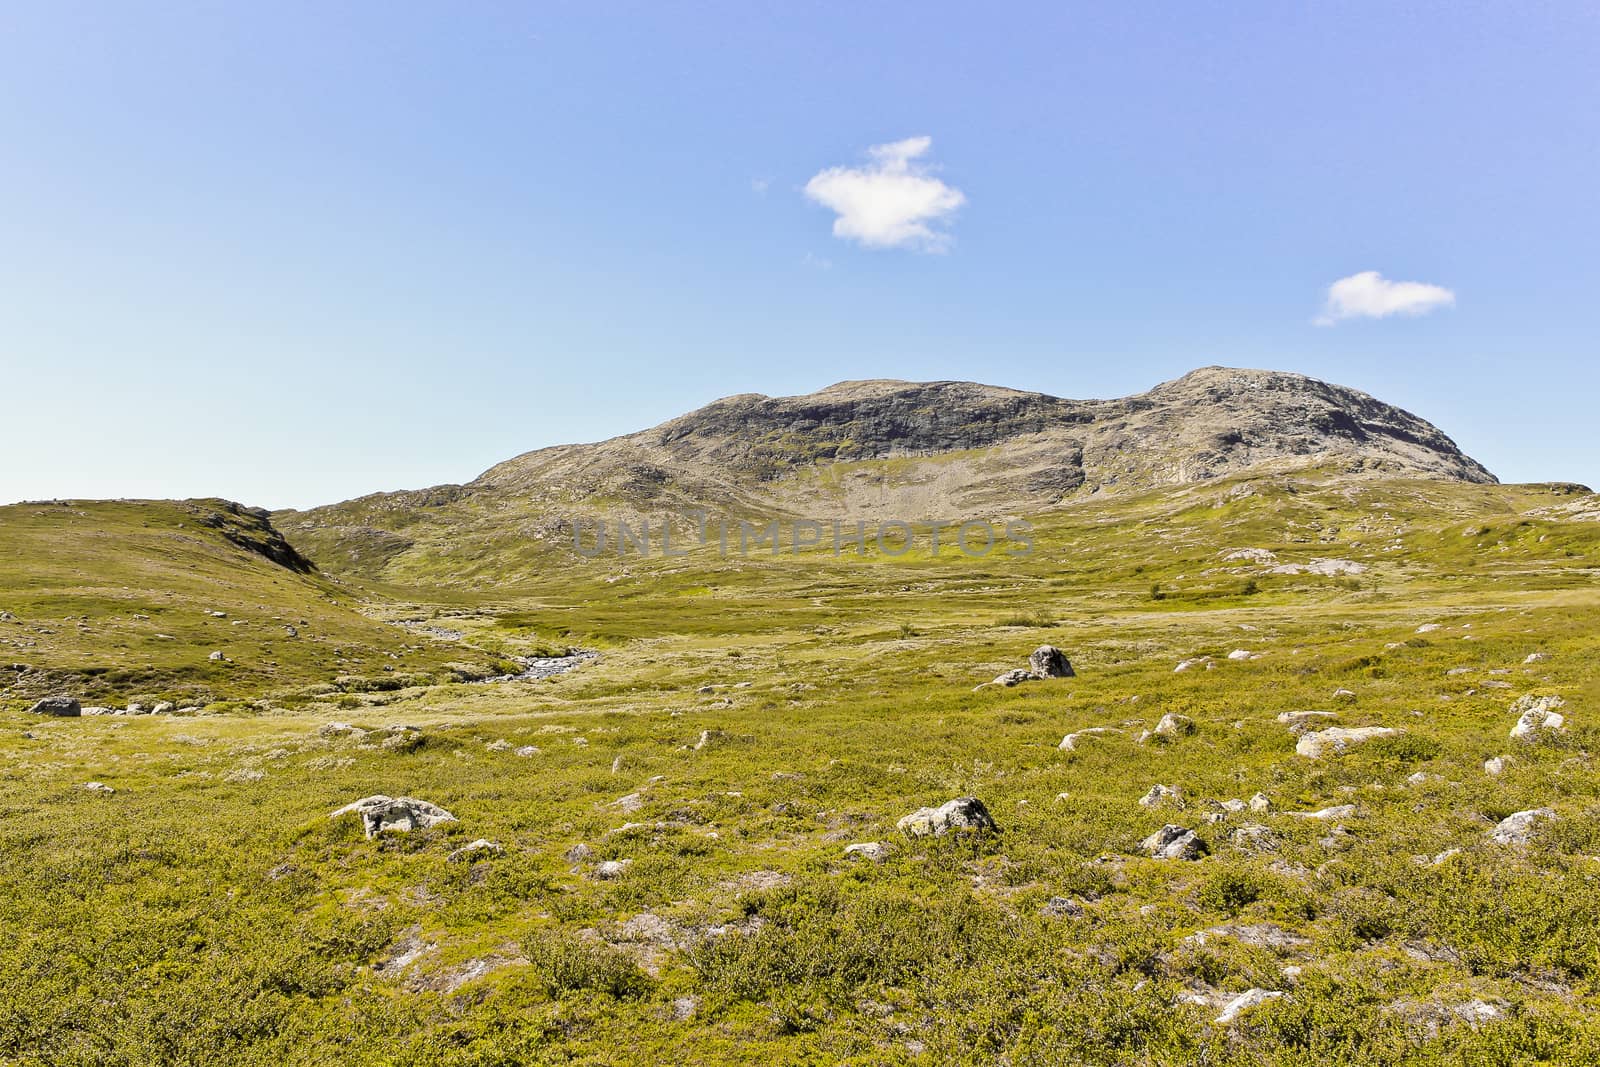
[[3, 466, 1600, 1065]]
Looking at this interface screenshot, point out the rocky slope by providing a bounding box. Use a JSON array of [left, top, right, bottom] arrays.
[[278, 367, 1495, 576]]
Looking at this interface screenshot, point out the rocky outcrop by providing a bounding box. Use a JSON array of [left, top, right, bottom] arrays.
[[1141, 824, 1206, 860], [330, 795, 457, 838], [28, 696, 80, 717]]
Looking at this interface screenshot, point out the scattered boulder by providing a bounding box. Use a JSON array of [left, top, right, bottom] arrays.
[[1174, 656, 1215, 673], [1231, 824, 1277, 851], [1138, 784, 1185, 809], [208, 651, 226, 662], [1029, 645, 1074, 679], [448, 839, 503, 862], [1484, 755, 1512, 777], [1524, 652, 1549, 664], [1332, 688, 1357, 701], [614, 792, 645, 813], [1221, 548, 1277, 564], [81, 706, 113, 716], [1059, 727, 1122, 751], [1140, 824, 1206, 861], [844, 842, 890, 862], [1041, 896, 1085, 918], [980, 668, 1036, 690], [694, 729, 726, 751], [564, 843, 593, 865], [28, 697, 80, 717], [320, 722, 366, 738], [1227, 649, 1253, 661], [381, 726, 425, 753], [897, 797, 998, 838], [1296, 726, 1399, 759], [330, 795, 457, 839], [1276, 710, 1338, 735], [151, 701, 176, 715], [83, 781, 115, 795], [1215, 989, 1285, 1025], [1283, 804, 1357, 821], [1488, 808, 1557, 846], [1154, 713, 1196, 739], [594, 859, 631, 879], [1509, 695, 1566, 740], [514, 745, 541, 758], [1416, 623, 1443, 634], [1248, 792, 1272, 812]]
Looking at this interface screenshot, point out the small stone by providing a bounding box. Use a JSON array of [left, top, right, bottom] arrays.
[[1215, 989, 1285, 1025], [1524, 652, 1549, 664], [1484, 755, 1511, 776], [564, 843, 593, 864], [208, 651, 226, 662], [1059, 727, 1121, 751], [84, 781, 115, 795], [1488, 808, 1557, 846], [844, 842, 890, 862], [594, 859, 631, 879], [1140, 824, 1206, 860], [1138, 784, 1185, 809], [1332, 688, 1357, 701], [1248, 792, 1272, 812], [1227, 649, 1253, 661], [515, 745, 540, 757], [448, 839, 503, 862], [1154, 713, 1196, 738]]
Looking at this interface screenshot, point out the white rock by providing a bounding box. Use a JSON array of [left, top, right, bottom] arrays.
[[448, 839, 503, 862], [1488, 808, 1557, 846], [1248, 792, 1272, 812], [594, 859, 631, 879], [1509, 695, 1566, 740], [844, 842, 889, 862], [897, 797, 998, 837], [1295, 726, 1398, 759], [1154, 713, 1196, 738], [1484, 755, 1512, 776], [1174, 656, 1215, 673], [1139, 784, 1184, 809], [1524, 652, 1549, 664], [330, 795, 456, 839], [84, 782, 115, 795], [514, 745, 540, 757], [1214, 989, 1285, 1025], [1283, 804, 1357, 821], [1058, 727, 1121, 751], [1416, 624, 1443, 634], [1140, 824, 1206, 860], [1227, 649, 1253, 661]]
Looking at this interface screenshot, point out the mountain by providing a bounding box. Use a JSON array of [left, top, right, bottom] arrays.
[[277, 367, 1494, 579]]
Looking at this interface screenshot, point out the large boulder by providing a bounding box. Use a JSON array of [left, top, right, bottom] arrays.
[[330, 795, 457, 839], [1141, 824, 1207, 860], [1509, 695, 1566, 740], [28, 696, 80, 717], [1029, 645, 1074, 679], [1295, 726, 1398, 759], [897, 797, 998, 838]]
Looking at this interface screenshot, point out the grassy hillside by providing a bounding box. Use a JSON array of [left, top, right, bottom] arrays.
[[0, 499, 514, 710], [4, 474, 1600, 1064]]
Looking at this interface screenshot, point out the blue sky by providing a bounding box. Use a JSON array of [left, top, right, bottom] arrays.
[[3, 2, 1598, 508]]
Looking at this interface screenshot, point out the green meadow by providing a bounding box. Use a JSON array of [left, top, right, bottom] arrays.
[[3, 470, 1599, 1064]]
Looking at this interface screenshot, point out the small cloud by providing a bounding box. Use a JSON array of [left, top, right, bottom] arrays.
[[801, 251, 833, 270], [1315, 270, 1456, 326], [751, 177, 770, 196], [803, 136, 965, 252]]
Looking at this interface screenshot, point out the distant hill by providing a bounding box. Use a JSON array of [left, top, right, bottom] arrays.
[[276, 367, 1496, 579]]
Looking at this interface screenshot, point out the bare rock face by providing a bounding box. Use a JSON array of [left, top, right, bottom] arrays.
[[330, 795, 457, 839], [897, 797, 998, 838], [28, 696, 80, 717], [1028, 645, 1074, 679], [1295, 726, 1398, 758]]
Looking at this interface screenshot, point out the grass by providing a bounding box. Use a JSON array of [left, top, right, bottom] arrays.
[[2, 470, 1599, 1063]]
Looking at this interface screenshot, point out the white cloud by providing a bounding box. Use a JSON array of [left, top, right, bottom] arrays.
[[1315, 270, 1456, 326], [750, 177, 770, 196], [803, 136, 965, 252]]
